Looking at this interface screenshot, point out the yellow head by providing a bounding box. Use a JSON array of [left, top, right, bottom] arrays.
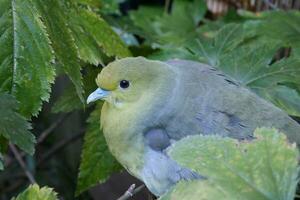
[[87, 57, 173, 108]]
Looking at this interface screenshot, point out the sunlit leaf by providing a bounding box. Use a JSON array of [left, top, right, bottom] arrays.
[[0, 0, 55, 117], [163, 128, 299, 200], [12, 184, 58, 200]]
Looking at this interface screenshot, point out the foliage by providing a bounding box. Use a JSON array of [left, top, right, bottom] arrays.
[[0, 0, 55, 118], [160, 128, 299, 200], [1, 0, 300, 199], [188, 24, 300, 116], [52, 66, 102, 113], [129, 0, 207, 47], [12, 184, 58, 200], [0, 0, 130, 170], [76, 103, 122, 195], [128, 6, 300, 117], [0, 93, 34, 156]]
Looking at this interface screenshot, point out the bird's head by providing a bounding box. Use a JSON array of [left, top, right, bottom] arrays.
[[87, 57, 174, 108]]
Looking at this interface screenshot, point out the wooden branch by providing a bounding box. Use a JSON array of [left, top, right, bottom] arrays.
[[5, 114, 69, 168], [117, 184, 145, 200], [37, 130, 84, 166], [9, 144, 36, 184], [37, 114, 69, 144]]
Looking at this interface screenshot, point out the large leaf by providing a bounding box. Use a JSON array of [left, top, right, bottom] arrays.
[[189, 23, 300, 116], [34, 0, 84, 103], [220, 43, 300, 116], [163, 128, 299, 200], [187, 23, 252, 66], [68, 7, 131, 65], [0, 93, 35, 155], [12, 184, 58, 200], [69, 7, 131, 59], [76, 103, 122, 195], [0, 0, 55, 117], [160, 180, 232, 200], [244, 11, 300, 56]]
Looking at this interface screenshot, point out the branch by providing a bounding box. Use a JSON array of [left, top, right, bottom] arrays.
[[37, 114, 69, 144], [37, 130, 84, 166], [9, 144, 36, 184], [5, 114, 69, 168], [117, 184, 145, 200]]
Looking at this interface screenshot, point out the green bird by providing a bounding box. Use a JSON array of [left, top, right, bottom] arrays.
[[87, 57, 300, 196]]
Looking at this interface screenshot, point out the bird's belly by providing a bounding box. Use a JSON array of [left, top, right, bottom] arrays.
[[140, 148, 202, 196], [140, 149, 180, 196]]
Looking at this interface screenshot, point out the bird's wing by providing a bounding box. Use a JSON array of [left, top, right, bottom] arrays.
[[163, 59, 300, 144]]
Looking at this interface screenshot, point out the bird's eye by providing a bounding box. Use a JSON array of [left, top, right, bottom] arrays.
[[119, 80, 130, 89]]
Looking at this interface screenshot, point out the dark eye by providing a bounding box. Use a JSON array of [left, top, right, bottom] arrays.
[[119, 80, 130, 89]]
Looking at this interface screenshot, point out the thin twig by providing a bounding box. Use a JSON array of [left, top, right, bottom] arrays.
[[5, 114, 69, 168], [9, 144, 36, 184], [117, 184, 145, 200], [37, 114, 69, 144], [37, 131, 84, 166]]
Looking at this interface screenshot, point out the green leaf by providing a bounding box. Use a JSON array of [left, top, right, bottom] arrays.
[[188, 23, 252, 66], [0, 0, 55, 117], [0, 93, 35, 154], [189, 23, 300, 116], [76, 103, 122, 195], [148, 48, 198, 61], [129, 0, 207, 47], [34, 0, 84, 103], [69, 7, 131, 59], [12, 184, 58, 200], [165, 128, 299, 200], [68, 10, 105, 66], [220, 43, 300, 116], [244, 11, 300, 56], [254, 85, 300, 117], [160, 180, 232, 200], [52, 66, 101, 113]]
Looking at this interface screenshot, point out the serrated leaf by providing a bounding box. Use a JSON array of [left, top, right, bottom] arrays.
[[68, 9, 105, 66], [0, 0, 55, 117], [76, 103, 122, 195], [34, 0, 84, 103], [12, 184, 58, 200], [0, 93, 35, 154], [69, 7, 131, 59], [166, 128, 299, 200]]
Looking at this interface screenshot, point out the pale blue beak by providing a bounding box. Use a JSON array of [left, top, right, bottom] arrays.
[[87, 88, 110, 104]]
